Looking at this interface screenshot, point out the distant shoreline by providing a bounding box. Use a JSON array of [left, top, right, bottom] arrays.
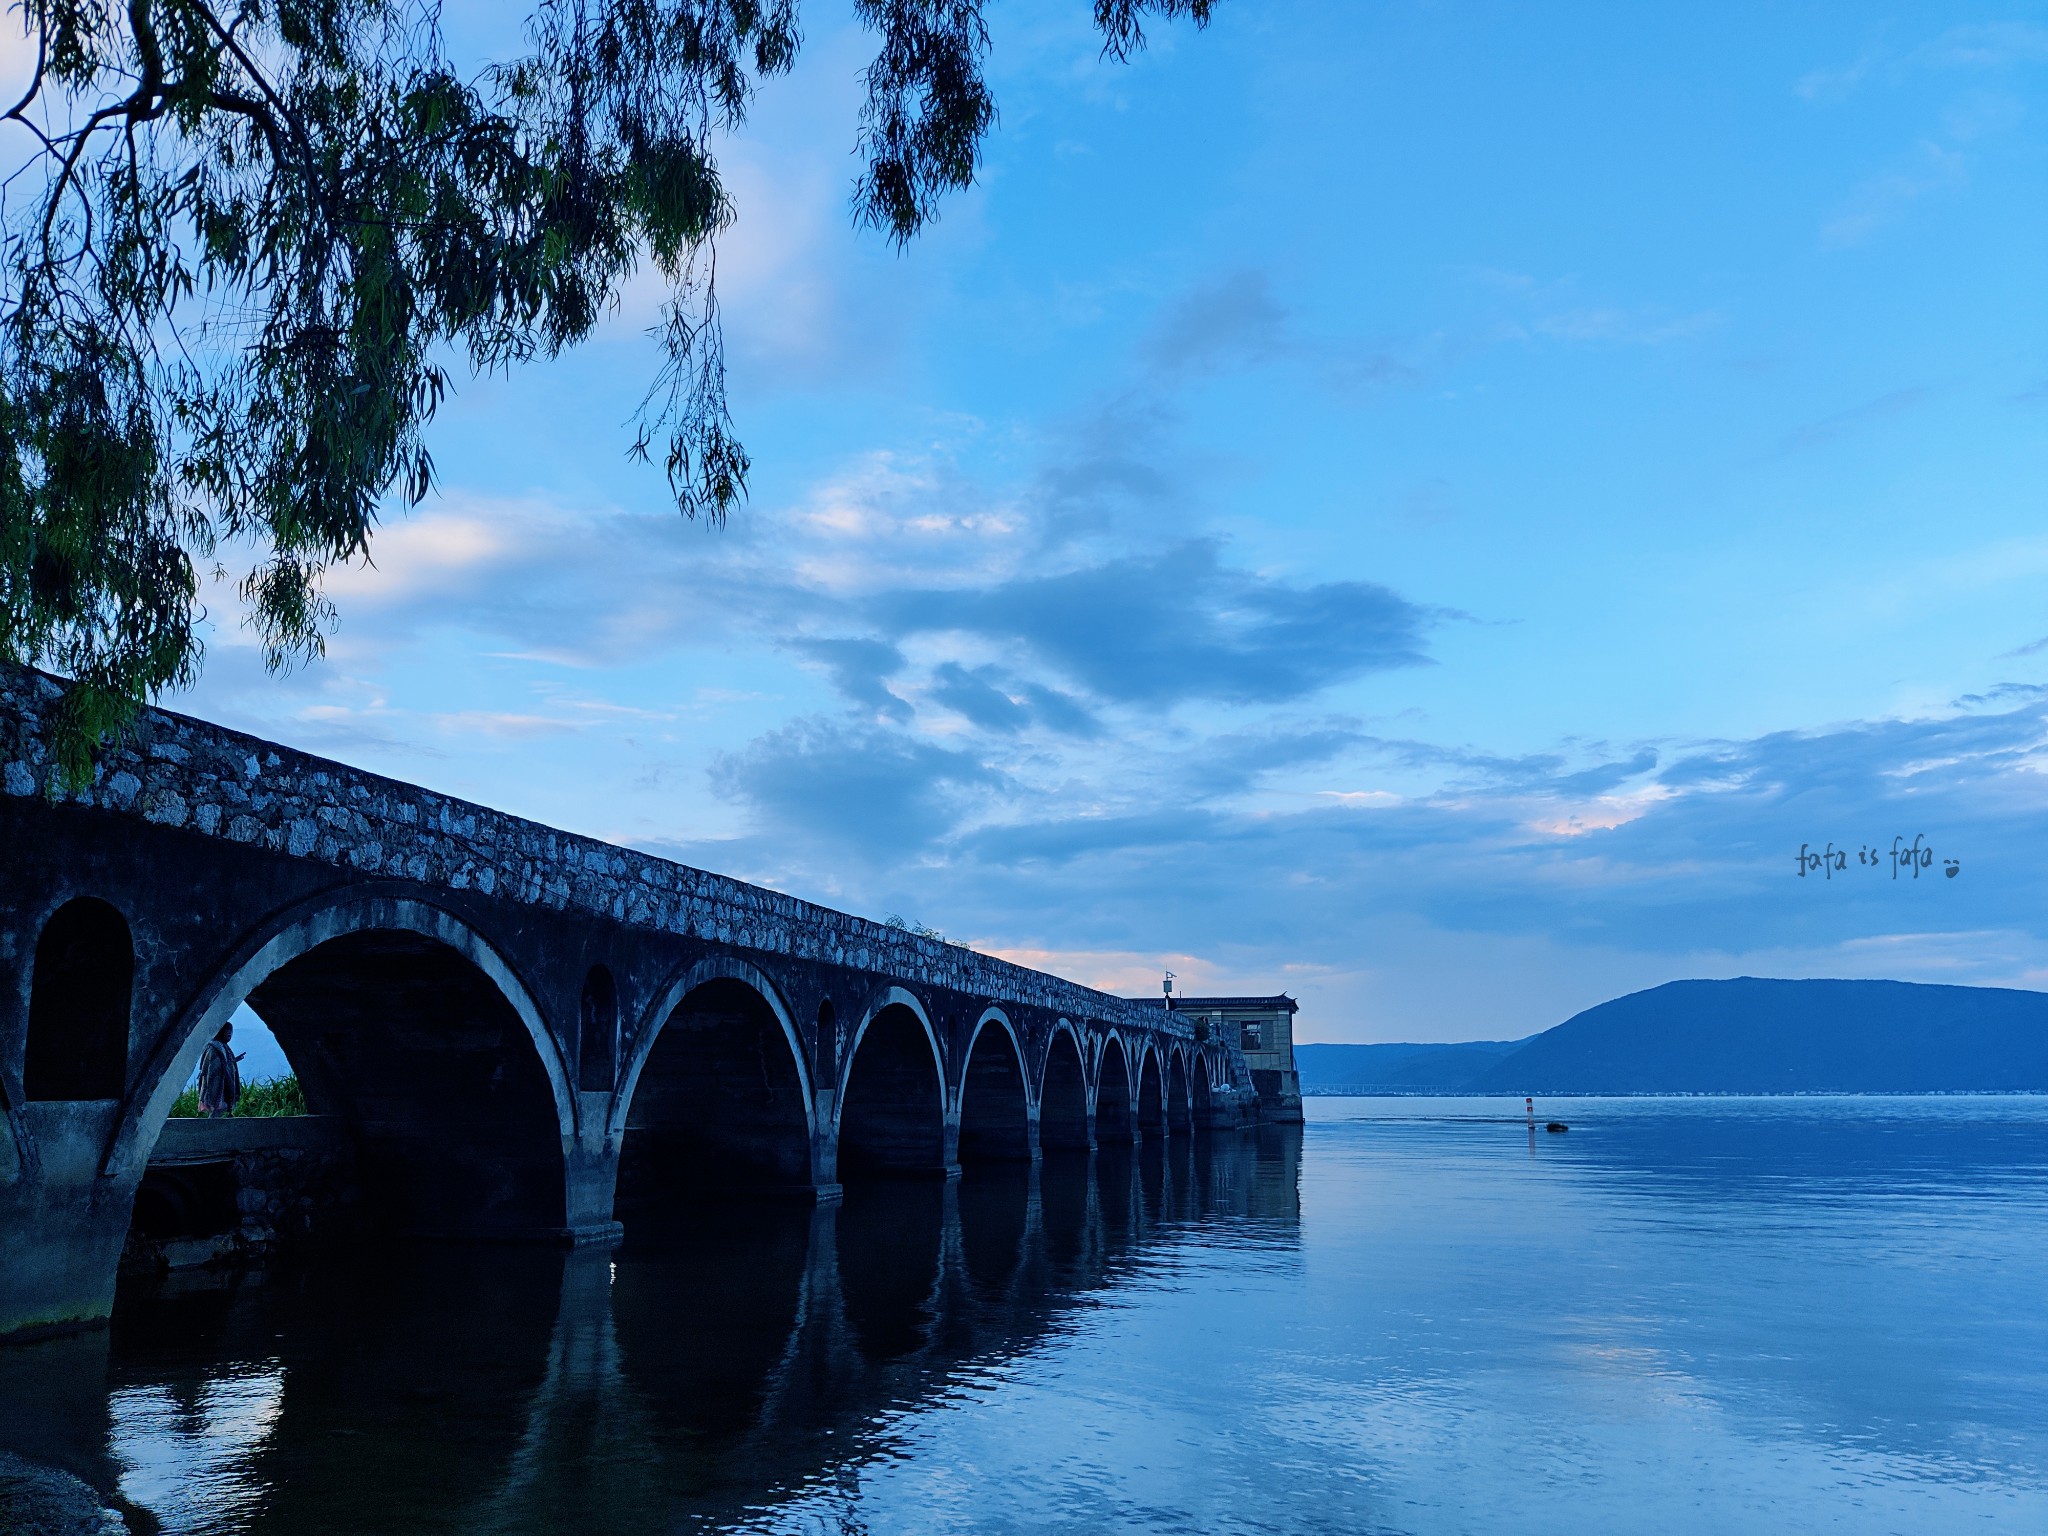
[[1301, 1087, 2048, 1098], [1297, 978, 2048, 1097]]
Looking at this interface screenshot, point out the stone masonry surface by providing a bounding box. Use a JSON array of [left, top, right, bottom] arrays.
[[1, 666, 1188, 1037]]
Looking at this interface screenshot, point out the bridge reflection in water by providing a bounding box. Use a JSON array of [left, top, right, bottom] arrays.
[[0, 1131, 1301, 1532]]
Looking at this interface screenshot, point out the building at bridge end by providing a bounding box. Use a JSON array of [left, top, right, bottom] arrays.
[[1128, 995, 1303, 1124]]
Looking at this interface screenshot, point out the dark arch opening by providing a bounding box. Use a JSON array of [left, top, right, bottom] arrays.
[[1167, 1052, 1192, 1134], [1038, 1031, 1090, 1152], [1137, 1127, 1169, 1225], [1095, 1037, 1134, 1145], [127, 1161, 238, 1243], [838, 1179, 944, 1359], [838, 1002, 944, 1178], [241, 928, 567, 1235], [1136, 1048, 1164, 1136], [1191, 1056, 1213, 1128], [1037, 1143, 1091, 1275], [612, 1200, 813, 1438], [958, 1161, 1030, 1296], [958, 1022, 1030, 1163], [619, 976, 812, 1208], [816, 997, 836, 1084], [1162, 1130, 1199, 1223], [578, 964, 619, 1093], [1094, 1137, 1136, 1247], [25, 897, 132, 1100]]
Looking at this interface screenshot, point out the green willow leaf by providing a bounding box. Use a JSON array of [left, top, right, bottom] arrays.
[[0, 0, 1215, 784]]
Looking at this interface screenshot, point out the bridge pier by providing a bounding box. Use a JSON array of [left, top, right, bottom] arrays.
[[564, 1099, 626, 1247], [0, 1106, 132, 1341]]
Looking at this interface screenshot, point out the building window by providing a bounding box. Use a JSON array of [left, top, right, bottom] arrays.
[[1240, 1022, 1263, 1052]]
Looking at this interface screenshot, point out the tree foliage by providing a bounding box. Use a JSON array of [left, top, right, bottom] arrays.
[[0, 0, 1215, 779]]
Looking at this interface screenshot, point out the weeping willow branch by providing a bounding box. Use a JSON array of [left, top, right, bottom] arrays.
[[0, 0, 1217, 783]]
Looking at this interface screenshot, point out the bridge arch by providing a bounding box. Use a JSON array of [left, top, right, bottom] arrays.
[[1038, 1020, 1091, 1152], [1095, 1033, 1135, 1144], [836, 986, 947, 1177], [1135, 1042, 1166, 1137], [1167, 1047, 1193, 1134], [958, 1007, 1031, 1163], [613, 954, 817, 1200], [115, 889, 577, 1235]]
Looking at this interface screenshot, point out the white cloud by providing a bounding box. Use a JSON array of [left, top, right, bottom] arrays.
[[1796, 50, 1880, 103], [1530, 307, 1725, 345], [429, 711, 583, 740], [321, 511, 531, 604], [1821, 140, 1967, 247], [1925, 22, 2048, 69]]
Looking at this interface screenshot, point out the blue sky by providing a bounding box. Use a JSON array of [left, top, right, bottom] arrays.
[[161, 2, 2048, 1041]]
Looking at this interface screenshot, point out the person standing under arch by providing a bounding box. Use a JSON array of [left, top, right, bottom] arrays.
[[198, 1022, 244, 1118]]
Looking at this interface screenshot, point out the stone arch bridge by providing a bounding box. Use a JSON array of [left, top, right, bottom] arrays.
[[0, 667, 1261, 1341]]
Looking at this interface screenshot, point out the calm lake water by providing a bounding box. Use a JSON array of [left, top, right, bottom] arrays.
[[4, 1095, 2047, 1533]]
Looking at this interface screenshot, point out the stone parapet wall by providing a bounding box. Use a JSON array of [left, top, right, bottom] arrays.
[[126, 1115, 361, 1275], [1, 666, 1193, 1041], [149, 1115, 351, 1163]]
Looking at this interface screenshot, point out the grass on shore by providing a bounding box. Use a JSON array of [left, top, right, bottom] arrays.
[[168, 1074, 308, 1119]]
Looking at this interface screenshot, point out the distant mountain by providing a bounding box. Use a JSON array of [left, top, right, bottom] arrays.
[[1304, 978, 2048, 1096], [1296, 1040, 1523, 1094]]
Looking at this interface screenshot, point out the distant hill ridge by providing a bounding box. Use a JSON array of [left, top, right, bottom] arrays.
[[1299, 978, 2048, 1096], [1294, 1039, 1522, 1094]]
